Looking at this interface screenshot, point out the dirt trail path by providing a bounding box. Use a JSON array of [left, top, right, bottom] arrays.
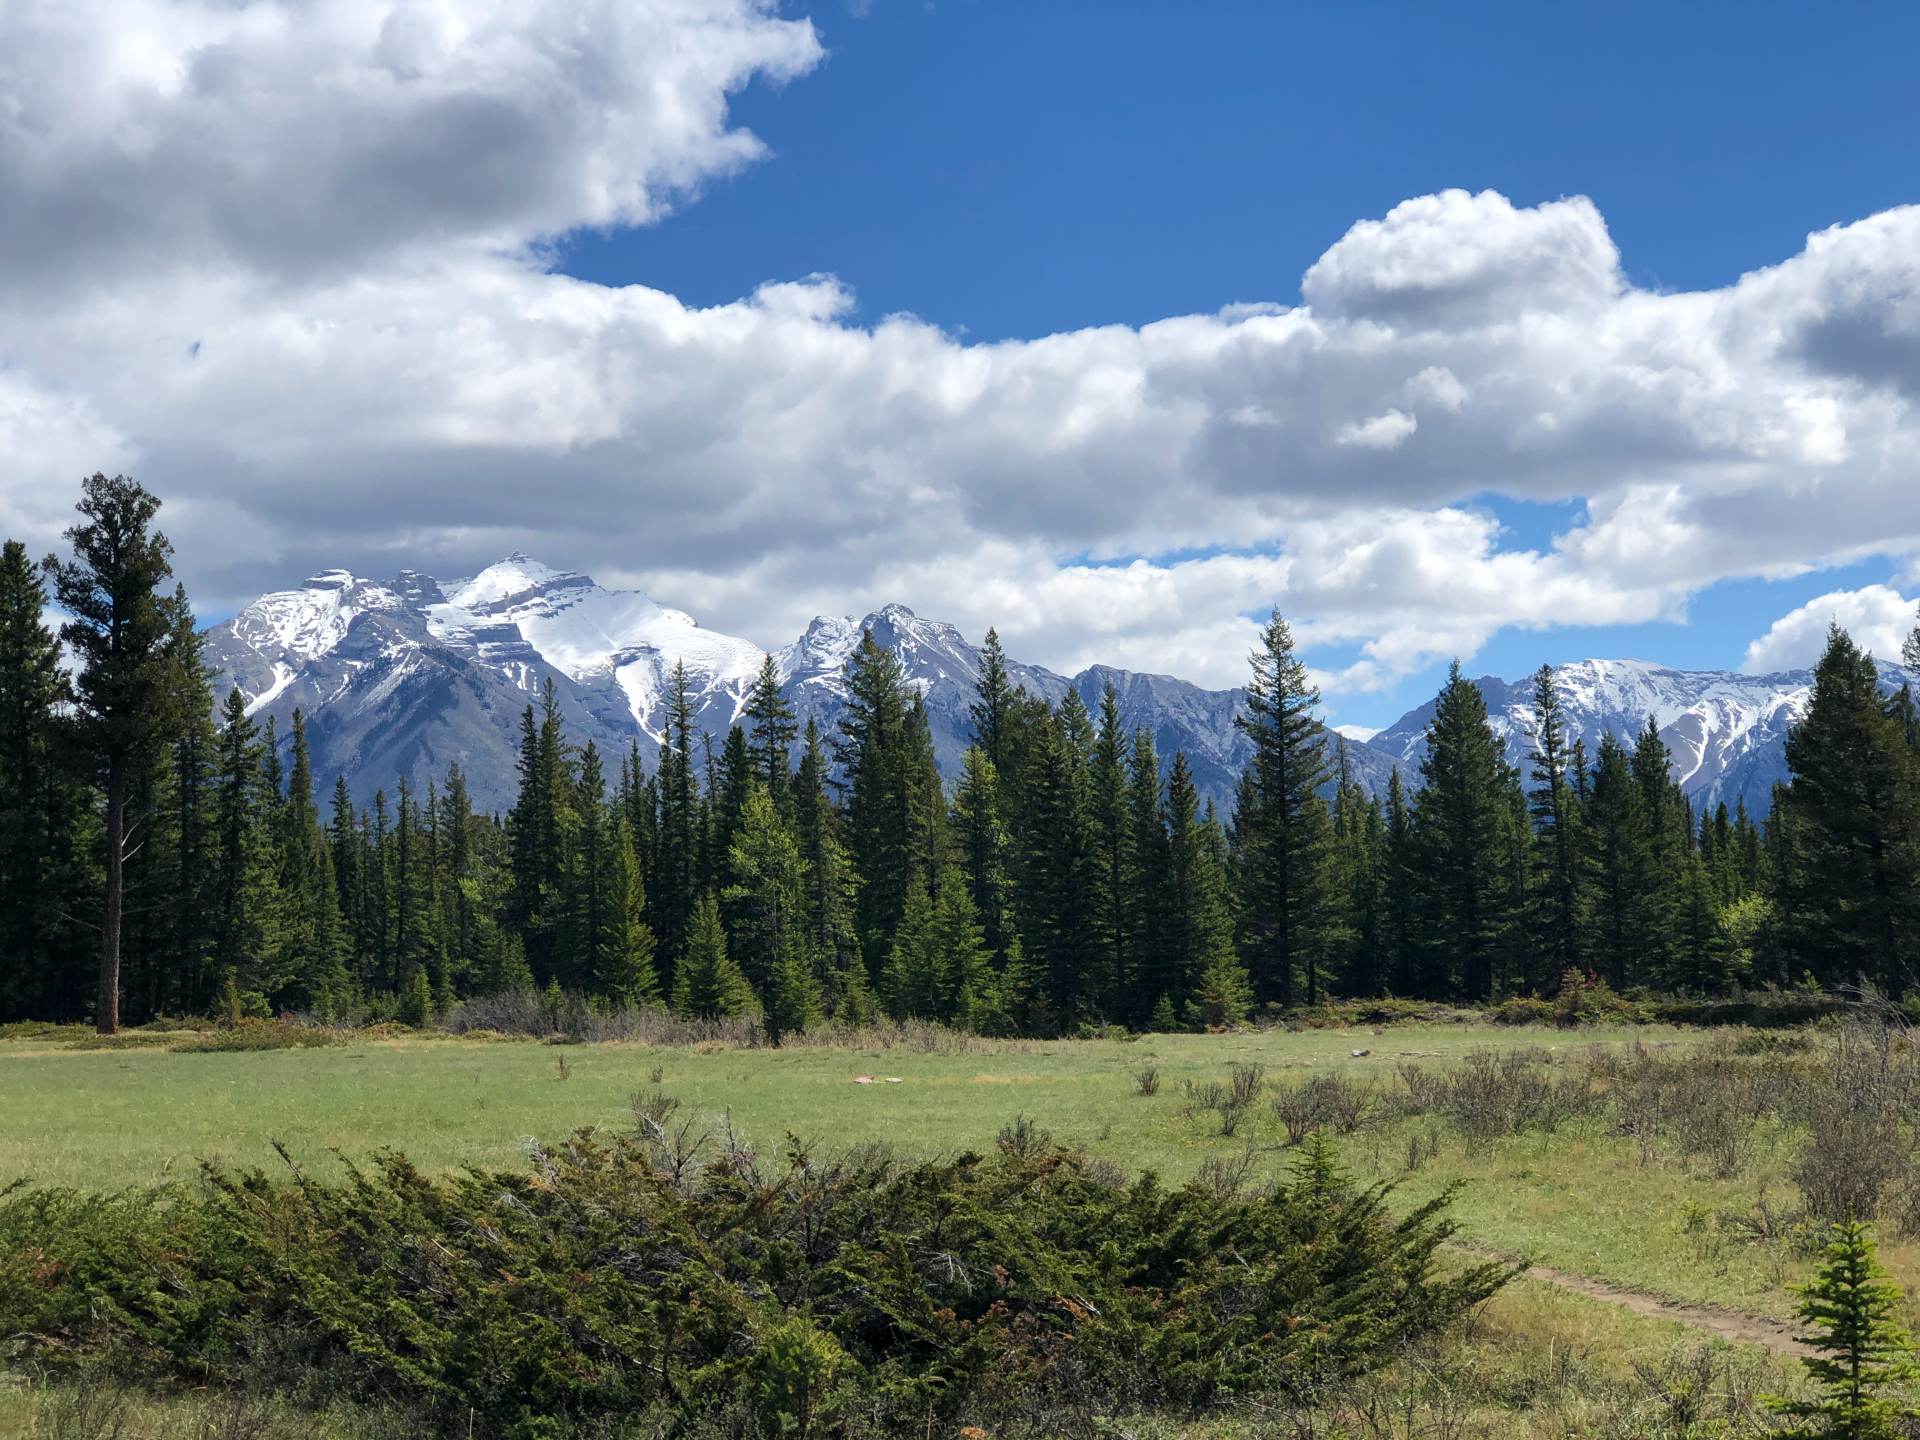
[[1457, 1246, 1811, 1357]]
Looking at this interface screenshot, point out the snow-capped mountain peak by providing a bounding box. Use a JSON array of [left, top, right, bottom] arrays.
[[441, 553, 588, 613], [226, 569, 402, 667]]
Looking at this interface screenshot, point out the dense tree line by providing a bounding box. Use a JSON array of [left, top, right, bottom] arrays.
[[6, 476, 1920, 1033]]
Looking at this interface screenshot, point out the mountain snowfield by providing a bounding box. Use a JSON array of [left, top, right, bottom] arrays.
[[204, 555, 1904, 819]]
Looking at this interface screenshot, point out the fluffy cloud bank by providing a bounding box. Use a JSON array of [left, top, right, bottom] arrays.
[[1743, 585, 1919, 673], [3, 1, 1919, 692]]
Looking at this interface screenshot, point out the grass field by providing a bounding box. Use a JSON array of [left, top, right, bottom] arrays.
[[0, 1019, 1846, 1311], [0, 1017, 1883, 1436]]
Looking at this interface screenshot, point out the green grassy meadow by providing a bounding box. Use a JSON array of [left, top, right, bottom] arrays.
[[0, 1019, 1874, 1436], [0, 1019, 1830, 1312]]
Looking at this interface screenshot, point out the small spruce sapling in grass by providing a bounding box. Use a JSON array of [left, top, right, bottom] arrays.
[[1149, 993, 1179, 1032], [1763, 1220, 1920, 1439], [399, 967, 433, 1028]]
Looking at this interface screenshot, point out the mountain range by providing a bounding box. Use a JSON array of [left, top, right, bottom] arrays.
[[204, 555, 1910, 820]]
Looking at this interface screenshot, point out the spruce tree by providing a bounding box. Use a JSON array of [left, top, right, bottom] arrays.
[[1527, 664, 1582, 982], [672, 892, 757, 1020], [1630, 716, 1686, 983], [153, 596, 218, 1016], [1776, 625, 1920, 992], [1088, 682, 1133, 1018], [1166, 753, 1249, 1025], [743, 654, 798, 808], [654, 661, 700, 986], [1411, 664, 1516, 1000], [1233, 612, 1332, 1007], [722, 782, 809, 1000], [1329, 743, 1384, 996], [46, 475, 185, 1032], [1019, 691, 1100, 1023], [211, 687, 285, 1005], [279, 711, 349, 1013], [836, 633, 917, 976], [969, 626, 1016, 770], [932, 867, 1000, 1031], [1763, 1222, 1920, 1439], [791, 718, 863, 1009], [1381, 768, 1417, 995], [1125, 728, 1171, 1024], [951, 746, 1018, 977], [1585, 730, 1652, 989], [880, 871, 941, 1021], [0, 540, 87, 1022]]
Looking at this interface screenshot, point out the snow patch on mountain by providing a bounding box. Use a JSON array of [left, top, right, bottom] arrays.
[[226, 570, 402, 670]]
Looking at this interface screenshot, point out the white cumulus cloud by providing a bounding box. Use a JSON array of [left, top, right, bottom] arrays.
[[1742, 585, 1920, 673], [4, 2, 1920, 697]]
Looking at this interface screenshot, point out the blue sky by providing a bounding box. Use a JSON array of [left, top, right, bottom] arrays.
[[555, 0, 1920, 727], [5, 0, 1918, 734]]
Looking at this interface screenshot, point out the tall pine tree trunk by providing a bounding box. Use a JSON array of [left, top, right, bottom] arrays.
[[98, 759, 124, 1034]]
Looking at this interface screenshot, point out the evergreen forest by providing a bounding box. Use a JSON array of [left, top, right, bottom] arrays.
[[7, 474, 1920, 1035]]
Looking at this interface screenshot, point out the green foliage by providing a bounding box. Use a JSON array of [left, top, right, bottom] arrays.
[[15, 469, 1920, 1040], [1763, 1222, 1920, 1439], [751, 1315, 847, 1436], [171, 1018, 345, 1052], [0, 1130, 1509, 1436], [398, 966, 433, 1028]]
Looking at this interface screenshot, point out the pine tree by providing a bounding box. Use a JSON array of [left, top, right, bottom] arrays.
[[791, 718, 863, 1010], [969, 626, 1017, 770], [45, 475, 186, 1032], [1125, 728, 1171, 1024], [654, 661, 700, 986], [1381, 768, 1417, 995], [1411, 664, 1515, 1000], [1527, 664, 1582, 982], [723, 782, 808, 1000], [743, 654, 798, 809], [951, 746, 1017, 977], [880, 872, 941, 1021], [932, 867, 1000, 1031], [152, 596, 218, 1016], [837, 633, 918, 976], [211, 687, 285, 1004], [279, 711, 349, 1014], [0, 540, 88, 1022], [1329, 743, 1384, 996], [1233, 612, 1333, 1007], [1019, 691, 1100, 1023], [671, 892, 757, 1020], [1087, 682, 1133, 1018], [391, 776, 444, 1003], [1763, 1222, 1920, 1440], [1166, 753, 1249, 1025], [1775, 625, 1920, 993], [1586, 730, 1653, 989], [1631, 716, 1687, 983]]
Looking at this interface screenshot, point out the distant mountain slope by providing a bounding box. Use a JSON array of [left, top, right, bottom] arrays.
[[205, 557, 1384, 815], [207, 560, 1906, 822], [1366, 657, 1915, 817]]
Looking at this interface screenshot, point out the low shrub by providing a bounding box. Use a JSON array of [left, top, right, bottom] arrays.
[[0, 1020, 93, 1042], [1271, 1074, 1376, 1145], [0, 1133, 1511, 1438], [170, 1019, 346, 1053], [61, 1031, 182, 1051], [1490, 995, 1554, 1027]]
